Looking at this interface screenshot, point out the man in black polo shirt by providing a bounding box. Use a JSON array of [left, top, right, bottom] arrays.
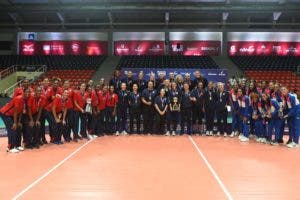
[[141, 81, 157, 135]]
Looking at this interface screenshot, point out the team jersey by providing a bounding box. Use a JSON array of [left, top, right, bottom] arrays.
[[106, 92, 118, 107], [0, 95, 24, 117], [27, 94, 47, 115]]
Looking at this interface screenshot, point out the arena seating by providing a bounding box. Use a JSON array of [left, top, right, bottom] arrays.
[[245, 70, 300, 90], [38, 69, 95, 88], [0, 55, 106, 70], [230, 56, 300, 71], [116, 55, 219, 69]]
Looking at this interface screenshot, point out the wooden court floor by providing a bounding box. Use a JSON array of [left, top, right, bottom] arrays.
[[0, 134, 299, 200]]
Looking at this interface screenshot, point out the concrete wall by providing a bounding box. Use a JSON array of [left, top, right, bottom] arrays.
[[0, 32, 16, 55]]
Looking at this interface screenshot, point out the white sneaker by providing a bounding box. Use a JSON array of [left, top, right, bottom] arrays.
[[238, 134, 243, 140], [92, 135, 98, 138], [9, 148, 19, 153], [209, 131, 213, 136], [287, 142, 297, 148], [224, 132, 227, 137], [235, 131, 239, 136], [206, 131, 210, 136], [172, 131, 176, 136], [256, 138, 261, 142], [165, 131, 170, 136], [88, 134, 94, 140], [260, 138, 267, 143], [271, 141, 279, 146], [17, 146, 24, 151], [217, 132, 221, 137], [230, 132, 235, 138], [240, 136, 249, 142], [122, 131, 128, 135], [115, 131, 120, 136]]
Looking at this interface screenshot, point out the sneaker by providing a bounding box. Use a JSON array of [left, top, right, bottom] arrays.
[[172, 131, 176, 136], [9, 148, 19, 153], [235, 131, 239, 136], [17, 146, 24, 151], [209, 131, 213, 136], [122, 131, 128, 135], [88, 134, 94, 140], [238, 134, 243, 140], [230, 132, 235, 138], [264, 140, 271, 145], [217, 132, 221, 137], [286, 139, 293, 145], [287, 142, 297, 148], [240, 136, 249, 142], [256, 138, 261, 142], [165, 131, 170, 136], [205, 131, 209, 136], [115, 131, 120, 136], [271, 141, 279, 146], [260, 138, 266, 143], [92, 134, 98, 138], [224, 132, 227, 137]]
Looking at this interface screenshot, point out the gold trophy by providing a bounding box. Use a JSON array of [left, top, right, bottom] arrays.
[[172, 97, 180, 111]]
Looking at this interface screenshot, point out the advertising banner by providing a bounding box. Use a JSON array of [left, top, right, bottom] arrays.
[[169, 41, 221, 56], [114, 41, 165, 56], [228, 41, 300, 56], [122, 68, 228, 83], [19, 40, 108, 55]]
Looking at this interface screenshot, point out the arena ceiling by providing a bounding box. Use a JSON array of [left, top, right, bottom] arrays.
[[0, 0, 300, 30]]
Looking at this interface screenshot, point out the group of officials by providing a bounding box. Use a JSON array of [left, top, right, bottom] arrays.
[[0, 69, 300, 153]]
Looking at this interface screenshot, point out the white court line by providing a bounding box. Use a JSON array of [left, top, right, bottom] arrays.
[[12, 139, 94, 200], [188, 136, 234, 200]]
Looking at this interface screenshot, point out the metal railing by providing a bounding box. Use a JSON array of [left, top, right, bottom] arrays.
[[1, 65, 47, 97], [0, 65, 18, 80], [0, 65, 47, 80]]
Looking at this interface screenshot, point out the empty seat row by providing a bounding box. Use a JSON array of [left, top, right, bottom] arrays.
[[0, 55, 107, 70], [116, 55, 219, 69], [230, 56, 300, 71]]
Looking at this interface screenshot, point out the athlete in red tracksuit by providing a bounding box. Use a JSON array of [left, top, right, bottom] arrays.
[[84, 86, 98, 138], [26, 87, 47, 148], [73, 83, 88, 139], [95, 84, 106, 135], [105, 85, 118, 134], [45, 90, 68, 144], [63, 80, 77, 142], [0, 94, 24, 153]]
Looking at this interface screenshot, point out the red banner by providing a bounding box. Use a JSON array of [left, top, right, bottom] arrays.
[[114, 41, 164, 56], [228, 41, 300, 56], [169, 41, 221, 56], [19, 40, 108, 55]]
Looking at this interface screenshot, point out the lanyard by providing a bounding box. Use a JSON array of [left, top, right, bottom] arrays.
[[62, 98, 65, 111], [134, 92, 139, 103], [23, 98, 27, 114], [149, 90, 154, 100], [220, 92, 223, 102], [161, 97, 165, 108]]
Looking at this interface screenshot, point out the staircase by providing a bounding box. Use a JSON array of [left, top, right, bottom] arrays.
[[0, 65, 46, 96], [212, 56, 243, 78], [92, 56, 121, 82]]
